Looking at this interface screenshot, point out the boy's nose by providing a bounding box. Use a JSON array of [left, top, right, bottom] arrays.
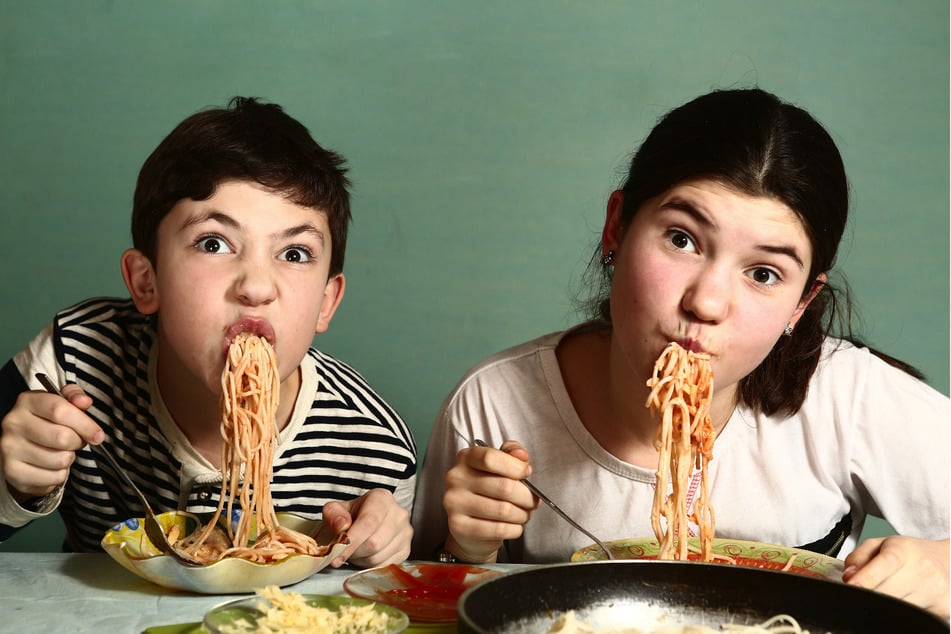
[[233, 262, 277, 306]]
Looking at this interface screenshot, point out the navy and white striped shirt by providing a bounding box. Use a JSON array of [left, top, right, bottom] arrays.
[[0, 297, 417, 552]]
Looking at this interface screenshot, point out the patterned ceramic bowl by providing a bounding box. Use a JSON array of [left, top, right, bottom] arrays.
[[101, 510, 348, 593]]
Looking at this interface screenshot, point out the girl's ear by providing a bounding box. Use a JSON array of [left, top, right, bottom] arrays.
[[314, 273, 346, 335], [121, 248, 160, 315], [601, 190, 625, 256], [788, 272, 827, 328]]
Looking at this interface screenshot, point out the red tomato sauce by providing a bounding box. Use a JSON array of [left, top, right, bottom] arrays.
[[379, 564, 479, 606], [638, 554, 824, 578]]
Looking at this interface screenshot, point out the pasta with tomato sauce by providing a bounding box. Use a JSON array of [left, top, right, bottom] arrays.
[[645, 342, 716, 562], [176, 333, 332, 564]]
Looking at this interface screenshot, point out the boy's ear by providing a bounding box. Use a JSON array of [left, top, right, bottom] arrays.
[[314, 273, 346, 334], [601, 189, 625, 256], [121, 248, 160, 315]]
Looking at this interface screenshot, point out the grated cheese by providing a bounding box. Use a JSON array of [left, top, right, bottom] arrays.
[[218, 586, 392, 634]]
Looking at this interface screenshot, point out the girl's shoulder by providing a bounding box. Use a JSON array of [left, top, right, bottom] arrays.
[[450, 321, 606, 393]]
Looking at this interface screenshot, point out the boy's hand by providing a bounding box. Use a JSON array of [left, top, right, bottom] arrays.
[[843, 535, 950, 618], [322, 488, 412, 569], [441, 440, 538, 564], [1, 384, 103, 503]]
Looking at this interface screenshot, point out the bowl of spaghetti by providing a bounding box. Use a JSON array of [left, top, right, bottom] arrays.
[[101, 509, 349, 594], [571, 536, 844, 580], [103, 333, 352, 593]]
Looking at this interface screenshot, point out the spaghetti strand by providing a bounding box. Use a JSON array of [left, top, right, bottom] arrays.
[[179, 333, 329, 563], [645, 342, 715, 562]]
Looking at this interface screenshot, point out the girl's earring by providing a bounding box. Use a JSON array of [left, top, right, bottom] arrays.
[[783, 323, 794, 337], [601, 249, 616, 266]]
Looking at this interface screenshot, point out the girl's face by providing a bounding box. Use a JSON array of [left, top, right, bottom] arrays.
[[133, 180, 344, 397], [603, 179, 822, 404]]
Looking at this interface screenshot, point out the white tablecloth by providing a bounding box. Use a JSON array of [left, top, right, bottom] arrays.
[[0, 553, 512, 633]]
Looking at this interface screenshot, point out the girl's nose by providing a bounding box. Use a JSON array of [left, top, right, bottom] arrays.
[[680, 267, 731, 324]]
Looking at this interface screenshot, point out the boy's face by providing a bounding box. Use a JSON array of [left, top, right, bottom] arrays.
[[134, 180, 344, 397]]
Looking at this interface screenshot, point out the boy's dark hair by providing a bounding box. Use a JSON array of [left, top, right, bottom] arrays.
[[586, 88, 922, 416], [131, 97, 352, 276]]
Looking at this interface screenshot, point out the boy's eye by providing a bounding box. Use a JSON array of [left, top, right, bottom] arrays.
[[747, 267, 780, 285], [667, 229, 697, 252], [195, 236, 232, 254], [279, 246, 312, 263]]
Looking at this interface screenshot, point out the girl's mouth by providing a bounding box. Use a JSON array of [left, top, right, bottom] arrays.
[[675, 337, 706, 354]]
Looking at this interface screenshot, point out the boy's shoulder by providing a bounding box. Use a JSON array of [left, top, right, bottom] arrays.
[[55, 297, 150, 331], [298, 346, 415, 452], [301, 346, 402, 415]]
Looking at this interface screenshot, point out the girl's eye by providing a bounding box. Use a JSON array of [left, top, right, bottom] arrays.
[[747, 267, 780, 286], [667, 229, 697, 253], [195, 236, 232, 254], [279, 246, 312, 263]]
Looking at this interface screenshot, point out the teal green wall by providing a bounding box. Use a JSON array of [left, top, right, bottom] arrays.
[[1, 2, 947, 552]]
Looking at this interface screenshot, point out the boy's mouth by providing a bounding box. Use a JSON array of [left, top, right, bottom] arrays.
[[223, 318, 277, 355]]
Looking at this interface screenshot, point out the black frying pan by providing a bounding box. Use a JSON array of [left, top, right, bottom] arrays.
[[458, 560, 948, 633]]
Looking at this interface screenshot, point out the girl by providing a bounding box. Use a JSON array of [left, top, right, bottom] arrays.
[[411, 88, 949, 617]]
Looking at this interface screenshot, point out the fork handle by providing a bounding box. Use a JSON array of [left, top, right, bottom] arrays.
[[471, 439, 615, 559]]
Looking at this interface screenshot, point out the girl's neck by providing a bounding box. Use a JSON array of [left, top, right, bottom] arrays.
[[557, 328, 736, 468]]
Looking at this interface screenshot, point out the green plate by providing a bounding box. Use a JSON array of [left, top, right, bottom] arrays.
[[202, 594, 409, 634]]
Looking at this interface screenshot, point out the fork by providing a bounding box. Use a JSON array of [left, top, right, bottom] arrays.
[[35, 373, 204, 566], [472, 439, 615, 560]]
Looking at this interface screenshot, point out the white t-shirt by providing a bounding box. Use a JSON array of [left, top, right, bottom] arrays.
[[411, 325, 950, 563]]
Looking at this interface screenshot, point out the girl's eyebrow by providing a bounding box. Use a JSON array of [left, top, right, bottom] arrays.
[[181, 211, 325, 245], [660, 197, 806, 271]]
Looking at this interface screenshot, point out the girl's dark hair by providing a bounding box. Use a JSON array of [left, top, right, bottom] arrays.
[[131, 96, 352, 275], [588, 88, 921, 416]]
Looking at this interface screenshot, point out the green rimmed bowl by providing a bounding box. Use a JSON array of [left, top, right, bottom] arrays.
[[571, 536, 844, 580]]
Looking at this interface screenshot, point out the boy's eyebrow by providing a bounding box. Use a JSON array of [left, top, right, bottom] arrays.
[[279, 223, 326, 245], [182, 210, 238, 231], [182, 211, 326, 244], [660, 197, 806, 271]]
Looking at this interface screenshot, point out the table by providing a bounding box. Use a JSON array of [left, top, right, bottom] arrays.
[[0, 552, 515, 633]]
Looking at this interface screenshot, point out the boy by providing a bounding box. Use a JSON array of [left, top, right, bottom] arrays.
[[0, 97, 416, 568]]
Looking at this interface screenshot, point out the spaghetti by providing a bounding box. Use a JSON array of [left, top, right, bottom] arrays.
[[177, 333, 329, 563], [645, 342, 716, 562]]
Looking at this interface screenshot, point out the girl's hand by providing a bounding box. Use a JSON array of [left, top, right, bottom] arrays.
[[1, 384, 102, 503], [321, 488, 412, 569], [843, 535, 949, 618], [442, 440, 539, 563]]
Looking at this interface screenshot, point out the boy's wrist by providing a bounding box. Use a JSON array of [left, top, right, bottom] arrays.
[[16, 483, 64, 512]]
